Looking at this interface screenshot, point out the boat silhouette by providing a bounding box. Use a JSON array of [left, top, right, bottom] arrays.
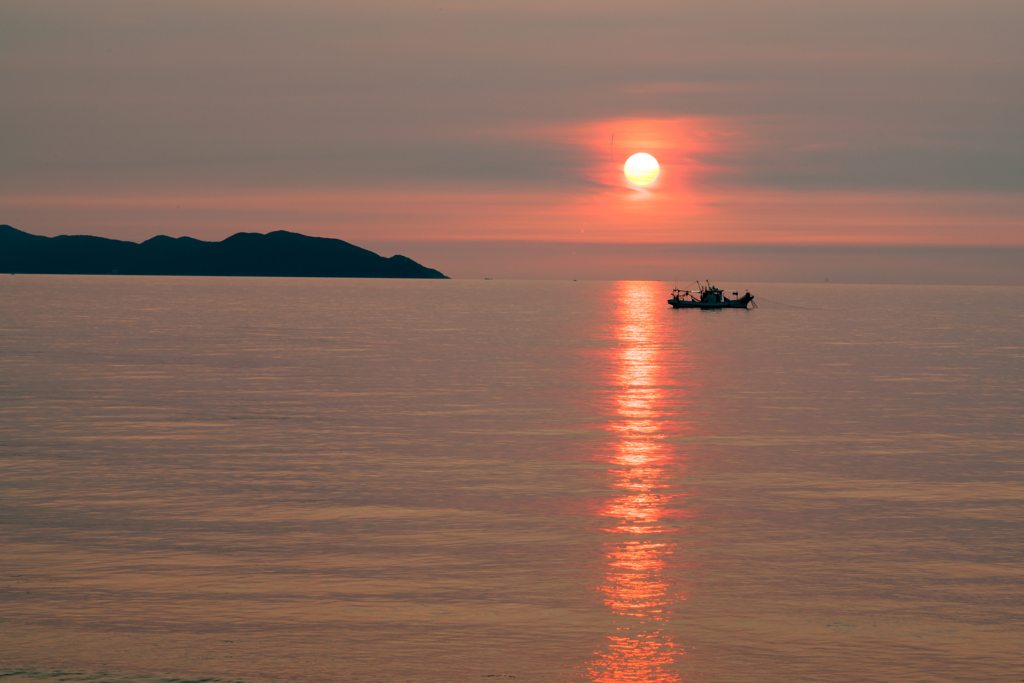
[[668, 281, 755, 309]]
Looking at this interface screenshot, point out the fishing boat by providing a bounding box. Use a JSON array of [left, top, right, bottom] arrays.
[[668, 281, 755, 309]]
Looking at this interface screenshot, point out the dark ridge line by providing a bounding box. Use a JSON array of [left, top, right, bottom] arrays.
[[0, 225, 448, 279]]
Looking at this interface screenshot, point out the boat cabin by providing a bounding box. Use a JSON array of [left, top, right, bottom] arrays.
[[703, 286, 724, 303]]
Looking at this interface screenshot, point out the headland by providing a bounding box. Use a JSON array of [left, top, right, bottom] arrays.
[[0, 226, 448, 279]]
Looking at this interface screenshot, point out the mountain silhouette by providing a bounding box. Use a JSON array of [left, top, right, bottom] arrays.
[[0, 226, 448, 279]]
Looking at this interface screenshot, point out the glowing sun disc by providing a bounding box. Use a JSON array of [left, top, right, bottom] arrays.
[[623, 152, 660, 186]]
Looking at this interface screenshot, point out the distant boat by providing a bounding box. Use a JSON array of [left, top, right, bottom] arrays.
[[668, 281, 755, 309]]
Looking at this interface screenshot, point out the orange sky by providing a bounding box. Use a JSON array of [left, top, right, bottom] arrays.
[[2, 0, 1022, 280]]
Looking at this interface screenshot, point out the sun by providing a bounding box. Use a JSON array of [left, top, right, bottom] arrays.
[[623, 152, 660, 186]]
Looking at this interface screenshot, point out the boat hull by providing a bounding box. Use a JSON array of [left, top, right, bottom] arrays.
[[668, 294, 753, 309]]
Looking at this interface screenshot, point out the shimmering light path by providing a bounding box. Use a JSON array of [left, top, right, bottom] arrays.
[[590, 282, 691, 683]]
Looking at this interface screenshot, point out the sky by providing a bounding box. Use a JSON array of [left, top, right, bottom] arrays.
[[2, 0, 1022, 281]]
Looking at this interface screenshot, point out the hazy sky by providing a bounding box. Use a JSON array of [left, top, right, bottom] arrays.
[[2, 0, 1022, 278]]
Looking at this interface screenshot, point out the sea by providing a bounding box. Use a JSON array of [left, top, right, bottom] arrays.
[[1, 276, 1021, 683]]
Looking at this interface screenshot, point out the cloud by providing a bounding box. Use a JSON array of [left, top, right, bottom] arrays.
[[1, 0, 1022, 253]]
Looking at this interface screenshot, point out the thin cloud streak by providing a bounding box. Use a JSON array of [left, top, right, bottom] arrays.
[[5, 186, 1021, 246]]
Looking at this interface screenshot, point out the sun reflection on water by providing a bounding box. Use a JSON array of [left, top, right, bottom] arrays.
[[589, 281, 689, 683]]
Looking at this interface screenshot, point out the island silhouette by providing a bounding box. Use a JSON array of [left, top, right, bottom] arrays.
[[0, 225, 448, 279]]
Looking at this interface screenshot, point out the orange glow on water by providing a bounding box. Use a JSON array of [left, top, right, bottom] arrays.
[[589, 281, 689, 683]]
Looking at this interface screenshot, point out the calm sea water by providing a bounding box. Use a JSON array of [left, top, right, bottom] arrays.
[[1, 276, 1022, 683]]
